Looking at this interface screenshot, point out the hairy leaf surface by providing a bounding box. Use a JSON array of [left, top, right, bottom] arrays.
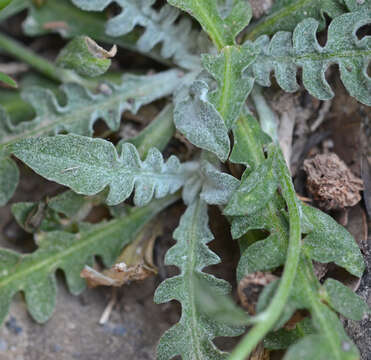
[[245, 0, 347, 40], [226, 114, 364, 358], [247, 11, 371, 105], [71, 0, 201, 69], [12, 135, 193, 206], [23, 0, 176, 67], [301, 204, 365, 277], [154, 199, 242, 360], [174, 80, 230, 161], [224, 154, 278, 216], [202, 44, 257, 129], [323, 278, 369, 321], [182, 157, 240, 205], [0, 70, 180, 205], [0, 195, 178, 325], [168, 0, 251, 48]]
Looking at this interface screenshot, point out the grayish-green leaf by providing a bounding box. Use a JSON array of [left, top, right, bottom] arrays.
[[0, 153, 19, 206], [154, 199, 242, 360], [245, 0, 347, 40], [174, 80, 230, 162], [302, 204, 365, 277], [247, 11, 371, 105], [167, 0, 252, 48], [231, 205, 274, 239], [0, 70, 181, 148], [11, 201, 61, 233], [284, 305, 359, 360], [0, 70, 180, 205], [71, 0, 201, 69], [323, 278, 369, 321], [199, 159, 240, 205], [230, 111, 271, 168], [224, 155, 278, 216], [0, 195, 177, 324], [344, 0, 371, 12], [264, 318, 315, 350], [202, 44, 257, 129], [237, 233, 286, 280], [22, 0, 178, 67], [182, 156, 240, 205], [56, 36, 115, 77], [47, 190, 97, 218], [12, 135, 191, 206], [194, 275, 249, 327]]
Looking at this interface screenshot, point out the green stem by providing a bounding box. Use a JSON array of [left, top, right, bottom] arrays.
[[229, 148, 301, 360], [0, 32, 94, 88]]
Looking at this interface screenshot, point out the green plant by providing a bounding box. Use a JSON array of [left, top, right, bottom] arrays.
[[0, 1, 370, 359]]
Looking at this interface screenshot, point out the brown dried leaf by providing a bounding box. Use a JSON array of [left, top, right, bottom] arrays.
[[81, 220, 163, 287], [304, 153, 363, 210], [85, 37, 117, 59]]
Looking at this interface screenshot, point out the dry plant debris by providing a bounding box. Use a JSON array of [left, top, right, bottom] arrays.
[[304, 153, 364, 210]]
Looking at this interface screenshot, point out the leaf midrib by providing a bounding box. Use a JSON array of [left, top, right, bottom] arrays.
[[0, 73, 175, 148], [186, 200, 204, 359], [0, 207, 149, 291]]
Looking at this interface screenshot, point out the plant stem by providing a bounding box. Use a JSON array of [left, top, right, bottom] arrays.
[[228, 118, 301, 360], [0, 32, 95, 88]]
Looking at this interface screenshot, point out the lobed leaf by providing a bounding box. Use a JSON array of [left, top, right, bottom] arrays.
[[0, 69, 181, 205], [225, 112, 364, 358], [0, 195, 178, 325], [224, 154, 278, 216], [246, 11, 371, 105], [11, 134, 193, 206], [154, 199, 242, 360], [245, 0, 347, 40], [71, 0, 202, 69], [22, 0, 174, 67]]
